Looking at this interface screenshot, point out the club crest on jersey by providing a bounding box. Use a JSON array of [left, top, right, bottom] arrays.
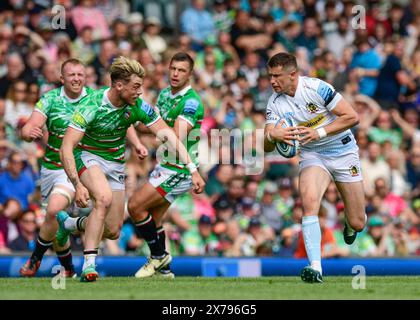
[[306, 103, 319, 113], [349, 165, 359, 177], [124, 110, 131, 120]]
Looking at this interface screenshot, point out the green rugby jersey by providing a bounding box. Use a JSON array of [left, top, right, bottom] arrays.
[[35, 86, 92, 170], [70, 87, 160, 163], [156, 85, 204, 174]]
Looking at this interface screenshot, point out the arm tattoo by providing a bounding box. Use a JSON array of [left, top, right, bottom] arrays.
[[63, 156, 80, 188]]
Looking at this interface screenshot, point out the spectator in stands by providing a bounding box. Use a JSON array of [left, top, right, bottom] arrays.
[[7, 209, 37, 251], [349, 35, 382, 97], [374, 177, 418, 225], [276, 227, 297, 257], [352, 215, 396, 257], [91, 39, 117, 86], [325, 16, 354, 60], [321, 183, 341, 230], [0, 198, 22, 245], [239, 51, 261, 88], [0, 53, 33, 98], [71, 0, 111, 40], [4, 80, 32, 130], [361, 141, 391, 197], [181, 0, 215, 51], [294, 17, 320, 60], [276, 20, 301, 54], [180, 215, 219, 256], [386, 149, 410, 197], [72, 26, 96, 65], [212, 0, 234, 33], [374, 39, 417, 109], [406, 146, 420, 192], [205, 164, 234, 200], [260, 181, 283, 234], [230, 216, 274, 256], [229, 10, 271, 59], [368, 110, 403, 148], [0, 152, 35, 211], [142, 17, 167, 63], [390, 108, 420, 145], [214, 176, 245, 215]]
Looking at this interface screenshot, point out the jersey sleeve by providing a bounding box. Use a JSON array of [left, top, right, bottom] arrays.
[[69, 97, 96, 132], [265, 94, 281, 125], [178, 98, 202, 127], [34, 96, 50, 117], [134, 99, 161, 127], [312, 79, 342, 111]]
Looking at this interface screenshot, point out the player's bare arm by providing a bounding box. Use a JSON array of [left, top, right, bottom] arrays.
[[173, 116, 194, 142], [60, 127, 90, 207], [148, 118, 205, 194], [21, 111, 46, 142], [297, 98, 359, 145], [126, 125, 148, 160]]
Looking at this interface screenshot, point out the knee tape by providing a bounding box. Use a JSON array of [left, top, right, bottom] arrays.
[[51, 187, 73, 206]]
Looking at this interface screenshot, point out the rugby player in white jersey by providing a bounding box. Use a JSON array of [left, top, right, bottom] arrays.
[[263, 52, 366, 283]]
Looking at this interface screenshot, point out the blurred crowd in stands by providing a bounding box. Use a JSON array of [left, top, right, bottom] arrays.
[[0, 0, 419, 259]]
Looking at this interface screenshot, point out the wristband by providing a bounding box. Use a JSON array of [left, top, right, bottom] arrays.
[[267, 131, 274, 143], [317, 127, 327, 139], [187, 162, 197, 174]]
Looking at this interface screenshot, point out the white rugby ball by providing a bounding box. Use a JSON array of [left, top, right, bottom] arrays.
[[274, 117, 300, 158]]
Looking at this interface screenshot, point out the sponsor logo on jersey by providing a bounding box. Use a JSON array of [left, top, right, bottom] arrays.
[[349, 165, 359, 177], [298, 114, 326, 128], [306, 103, 319, 113], [72, 112, 87, 128], [36, 100, 44, 112], [141, 101, 155, 117], [317, 82, 334, 104], [184, 99, 199, 115], [266, 109, 279, 121]]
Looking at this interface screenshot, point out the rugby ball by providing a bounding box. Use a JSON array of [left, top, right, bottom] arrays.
[[274, 117, 299, 158]]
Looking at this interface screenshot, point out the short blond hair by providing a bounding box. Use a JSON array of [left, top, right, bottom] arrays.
[[109, 56, 145, 84]]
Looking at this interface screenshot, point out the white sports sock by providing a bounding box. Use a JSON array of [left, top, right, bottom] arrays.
[[302, 215, 322, 274], [64, 217, 78, 231], [82, 254, 97, 270]]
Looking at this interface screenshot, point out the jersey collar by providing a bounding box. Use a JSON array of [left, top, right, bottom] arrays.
[[60, 86, 87, 103], [169, 85, 191, 99], [103, 88, 121, 109]]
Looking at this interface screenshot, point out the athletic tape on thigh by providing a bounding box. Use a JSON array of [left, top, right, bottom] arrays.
[[51, 187, 72, 205]]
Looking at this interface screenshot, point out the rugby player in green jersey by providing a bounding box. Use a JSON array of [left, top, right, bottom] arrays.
[[128, 52, 205, 278], [59, 56, 205, 282], [19, 59, 91, 277]]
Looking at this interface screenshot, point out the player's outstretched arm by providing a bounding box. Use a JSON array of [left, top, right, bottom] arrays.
[[297, 98, 359, 145], [21, 111, 46, 142], [126, 125, 148, 160], [148, 118, 205, 193], [60, 127, 90, 207]]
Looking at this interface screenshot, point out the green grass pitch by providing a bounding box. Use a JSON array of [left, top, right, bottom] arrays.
[[1, 276, 420, 300]]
